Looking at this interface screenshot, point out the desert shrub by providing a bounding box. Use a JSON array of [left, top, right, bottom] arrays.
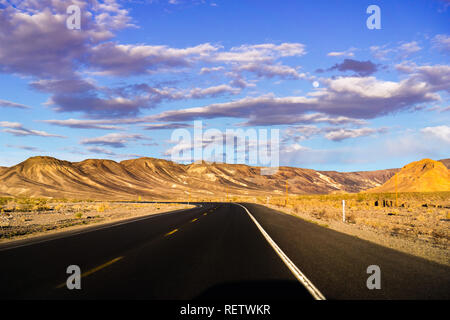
[[17, 203, 34, 212], [53, 204, 65, 211], [0, 198, 51, 212], [416, 215, 426, 222], [96, 203, 110, 213], [315, 209, 327, 219], [0, 198, 12, 206], [32, 203, 50, 212], [346, 213, 356, 224]]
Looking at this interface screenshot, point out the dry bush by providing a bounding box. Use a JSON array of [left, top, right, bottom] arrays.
[[261, 191, 449, 245], [96, 203, 110, 213]]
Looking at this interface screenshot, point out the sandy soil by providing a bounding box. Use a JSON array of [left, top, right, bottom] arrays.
[[0, 202, 195, 243]]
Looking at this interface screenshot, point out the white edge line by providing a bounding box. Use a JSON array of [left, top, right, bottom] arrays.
[[235, 203, 326, 300], [0, 204, 203, 252]]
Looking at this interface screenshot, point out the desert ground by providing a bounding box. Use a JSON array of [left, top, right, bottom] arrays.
[[253, 192, 449, 266], [0, 198, 194, 243]]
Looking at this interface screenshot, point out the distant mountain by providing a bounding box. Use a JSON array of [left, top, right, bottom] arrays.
[[0, 156, 447, 199], [368, 158, 450, 193], [439, 158, 450, 169]]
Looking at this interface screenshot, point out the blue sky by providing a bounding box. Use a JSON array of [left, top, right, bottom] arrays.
[[0, 0, 449, 171]]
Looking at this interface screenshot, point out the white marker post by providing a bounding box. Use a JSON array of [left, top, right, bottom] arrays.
[[342, 200, 346, 223]]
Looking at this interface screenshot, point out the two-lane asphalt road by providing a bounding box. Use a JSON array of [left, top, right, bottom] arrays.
[[0, 202, 448, 300]]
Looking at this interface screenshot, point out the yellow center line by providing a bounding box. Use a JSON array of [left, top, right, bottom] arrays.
[[55, 256, 124, 289], [203, 213, 207, 216], [190, 218, 198, 222], [164, 228, 179, 237]]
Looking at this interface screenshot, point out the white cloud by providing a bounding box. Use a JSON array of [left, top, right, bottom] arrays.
[[398, 41, 422, 56], [421, 125, 450, 143], [214, 43, 306, 63], [80, 133, 149, 148], [42, 119, 124, 130], [0, 121, 65, 138], [370, 41, 422, 60], [0, 99, 31, 109], [284, 125, 386, 142], [200, 66, 225, 74], [237, 63, 305, 79], [149, 64, 449, 126], [324, 128, 383, 141], [88, 42, 219, 76], [282, 143, 310, 153], [0, 0, 134, 78], [327, 48, 356, 57], [188, 84, 241, 98], [86, 146, 117, 155], [432, 34, 450, 54]]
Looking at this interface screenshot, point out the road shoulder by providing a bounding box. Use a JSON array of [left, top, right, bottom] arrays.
[[255, 203, 449, 267]]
